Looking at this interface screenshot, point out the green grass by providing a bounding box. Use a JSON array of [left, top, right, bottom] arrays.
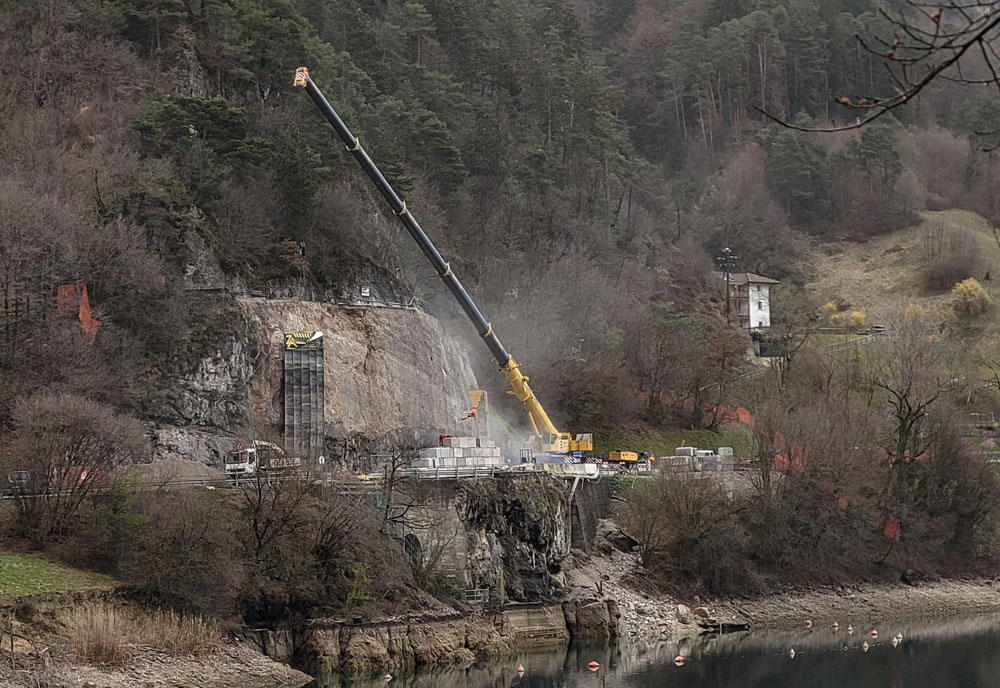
[[0, 554, 116, 604]]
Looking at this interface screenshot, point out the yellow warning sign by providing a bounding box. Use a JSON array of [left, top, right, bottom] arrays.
[[284, 331, 323, 349]]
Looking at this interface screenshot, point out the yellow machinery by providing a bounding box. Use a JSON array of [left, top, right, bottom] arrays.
[[294, 68, 592, 455], [608, 451, 639, 464]]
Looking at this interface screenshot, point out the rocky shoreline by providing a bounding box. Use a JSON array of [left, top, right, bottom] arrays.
[[562, 529, 1000, 644], [0, 643, 311, 688], [251, 598, 620, 678]]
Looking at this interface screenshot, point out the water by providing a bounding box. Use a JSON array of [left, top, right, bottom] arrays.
[[310, 613, 1000, 688]]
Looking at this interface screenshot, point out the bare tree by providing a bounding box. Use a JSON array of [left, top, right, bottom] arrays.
[[2, 393, 149, 539]]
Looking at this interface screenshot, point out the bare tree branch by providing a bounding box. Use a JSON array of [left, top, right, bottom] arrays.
[[759, 2, 1000, 133]]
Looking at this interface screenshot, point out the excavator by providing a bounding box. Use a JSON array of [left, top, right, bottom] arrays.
[[293, 67, 592, 456]]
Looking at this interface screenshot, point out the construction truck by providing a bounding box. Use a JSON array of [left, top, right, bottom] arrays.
[[294, 67, 592, 457], [225, 440, 301, 478]]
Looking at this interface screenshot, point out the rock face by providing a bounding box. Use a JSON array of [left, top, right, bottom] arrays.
[[146, 297, 479, 466], [456, 475, 571, 602], [286, 601, 620, 678], [143, 309, 258, 464], [241, 299, 479, 460]]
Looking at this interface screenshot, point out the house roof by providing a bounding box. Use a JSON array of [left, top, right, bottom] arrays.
[[720, 271, 779, 285]]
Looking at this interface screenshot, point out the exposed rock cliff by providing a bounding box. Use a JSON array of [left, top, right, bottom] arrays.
[[457, 475, 571, 601], [240, 299, 478, 459], [255, 601, 619, 678], [145, 296, 479, 465]]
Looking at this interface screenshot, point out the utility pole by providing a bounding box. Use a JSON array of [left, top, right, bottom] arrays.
[[716, 247, 738, 325]]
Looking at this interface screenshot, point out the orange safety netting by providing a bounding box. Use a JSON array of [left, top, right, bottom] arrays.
[[56, 283, 101, 342]]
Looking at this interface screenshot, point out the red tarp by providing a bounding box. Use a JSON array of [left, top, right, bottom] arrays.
[[56, 283, 101, 342]]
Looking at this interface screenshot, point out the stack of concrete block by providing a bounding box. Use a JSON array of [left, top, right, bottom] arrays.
[[415, 437, 503, 468]]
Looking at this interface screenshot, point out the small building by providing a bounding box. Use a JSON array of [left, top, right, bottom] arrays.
[[716, 272, 779, 331]]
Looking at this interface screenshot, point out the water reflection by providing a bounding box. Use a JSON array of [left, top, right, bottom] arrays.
[[310, 613, 1000, 688]]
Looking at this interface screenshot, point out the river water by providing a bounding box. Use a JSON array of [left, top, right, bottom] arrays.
[[310, 613, 1000, 688]]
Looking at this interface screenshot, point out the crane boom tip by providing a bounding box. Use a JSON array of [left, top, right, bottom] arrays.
[[293, 67, 310, 87]]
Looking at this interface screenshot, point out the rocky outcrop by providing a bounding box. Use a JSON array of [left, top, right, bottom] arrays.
[[563, 599, 621, 641], [145, 297, 479, 466], [457, 475, 570, 602], [240, 299, 479, 460], [286, 601, 619, 679]]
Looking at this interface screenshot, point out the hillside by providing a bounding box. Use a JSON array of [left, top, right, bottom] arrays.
[[807, 210, 1000, 324]]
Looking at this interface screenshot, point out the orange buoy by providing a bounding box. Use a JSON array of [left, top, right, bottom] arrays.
[[870, 629, 878, 639], [674, 655, 686, 666], [588, 666, 599, 672], [804, 619, 813, 628], [891, 637, 899, 648], [516, 664, 525, 674], [832, 621, 840, 630], [587, 661, 600, 669], [862, 641, 870, 652]]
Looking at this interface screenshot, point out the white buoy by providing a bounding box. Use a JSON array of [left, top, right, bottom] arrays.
[[789, 648, 796, 658]]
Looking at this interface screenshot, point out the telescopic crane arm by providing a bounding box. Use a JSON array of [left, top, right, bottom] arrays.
[[293, 67, 591, 453]]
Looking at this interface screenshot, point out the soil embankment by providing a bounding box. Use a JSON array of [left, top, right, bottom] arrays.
[[711, 578, 1000, 631]]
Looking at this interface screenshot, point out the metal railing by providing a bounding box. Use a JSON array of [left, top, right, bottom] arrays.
[[463, 588, 489, 606]]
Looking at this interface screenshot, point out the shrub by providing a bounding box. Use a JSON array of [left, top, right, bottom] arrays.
[[920, 225, 984, 293], [65, 604, 128, 666], [63, 602, 221, 663], [950, 277, 991, 316]]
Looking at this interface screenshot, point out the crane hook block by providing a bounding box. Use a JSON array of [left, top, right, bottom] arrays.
[[293, 67, 310, 88]]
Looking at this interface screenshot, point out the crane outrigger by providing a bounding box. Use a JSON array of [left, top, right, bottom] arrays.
[[293, 67, 591, 455]]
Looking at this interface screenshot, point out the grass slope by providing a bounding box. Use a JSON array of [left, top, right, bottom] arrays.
[[807, 209, 1000, 324], [0, 553, 115, 604]]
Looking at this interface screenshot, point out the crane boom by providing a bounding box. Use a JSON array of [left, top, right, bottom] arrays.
[[293, 67, 590, 453]]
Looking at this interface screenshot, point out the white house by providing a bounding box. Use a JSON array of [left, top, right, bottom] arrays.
[[717, 272, 779, 331]]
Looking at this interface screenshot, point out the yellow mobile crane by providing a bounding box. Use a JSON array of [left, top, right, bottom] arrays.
[[294, 67, 591, 455]]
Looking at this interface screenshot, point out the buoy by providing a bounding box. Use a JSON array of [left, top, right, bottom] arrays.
[[847, 625, 854, 634], [870, 629, 878, 639], [587, 661, 600, 669], [832, 621, 840, 630], [789, 648, 796, 658], [842, 644, 849, 652], [862, 641, 870, 652], [891, 637, 899, 648], [588, 666, 599, 672], [382, 673, 393, 681], [895, 632, 904, 641], [804, 619, 813, 628], [517, 664, 525, 674], [674, 655, 686, 666]]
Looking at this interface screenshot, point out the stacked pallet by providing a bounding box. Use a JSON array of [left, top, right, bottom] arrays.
[[414, 436, 504, 468]]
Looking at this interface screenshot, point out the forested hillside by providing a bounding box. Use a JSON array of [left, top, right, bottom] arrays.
[[2, 0, 999, 434], [5, 0, 1000, 619]]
